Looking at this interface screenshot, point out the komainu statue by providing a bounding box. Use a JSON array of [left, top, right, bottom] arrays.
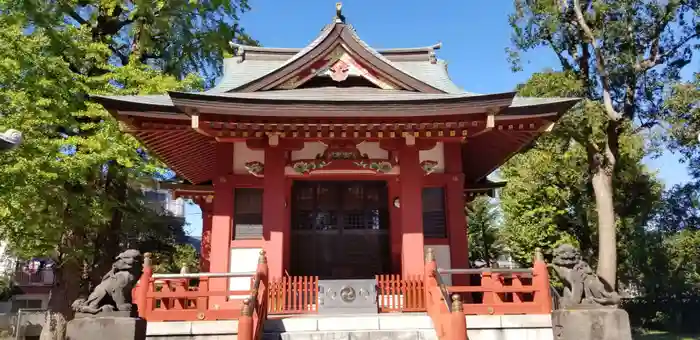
[[551, 244, 620, 308], [72, 249, 143, 315]]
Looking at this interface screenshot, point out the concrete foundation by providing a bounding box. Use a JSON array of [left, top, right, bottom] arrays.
[[67, 316, 147, 340], [552, 308, 632, 340], [146, 314, 554, 340]]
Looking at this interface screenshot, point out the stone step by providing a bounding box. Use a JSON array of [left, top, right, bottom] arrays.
[[267, 330, 436, 340]]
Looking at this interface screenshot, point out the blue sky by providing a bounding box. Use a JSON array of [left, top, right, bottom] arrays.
[[183, 0, 694, 236]]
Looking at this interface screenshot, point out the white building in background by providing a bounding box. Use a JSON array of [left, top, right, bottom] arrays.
[[143, 188, 185, 218]]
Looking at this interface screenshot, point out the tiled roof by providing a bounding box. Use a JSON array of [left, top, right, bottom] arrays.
[[206, 59, 286, 94], [206, 56, 466, 94]]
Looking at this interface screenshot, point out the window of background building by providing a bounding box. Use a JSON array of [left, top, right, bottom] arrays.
[[422, 187, 447, 238], [234, 188, 263, 239]]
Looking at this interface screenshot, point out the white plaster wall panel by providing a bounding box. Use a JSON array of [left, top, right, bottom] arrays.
[[228, 247, 261, 299], [424, 245, 452, 285], [356, 141, 389, 159], [419, 142, 445, 173], [233, 142, 264, 174], [291, 142, 326, 160]]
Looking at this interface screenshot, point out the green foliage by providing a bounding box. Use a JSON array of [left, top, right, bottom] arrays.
[[466, 196, 503, 266], [152, 244, 200, 274], [0, 0, 251, 315], [665, 74, 700, 178], [507, 0, 698, 285], [500, 71, 662, 276]]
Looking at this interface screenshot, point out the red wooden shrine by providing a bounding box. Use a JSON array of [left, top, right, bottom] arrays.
[[98, 4, 577, 325]]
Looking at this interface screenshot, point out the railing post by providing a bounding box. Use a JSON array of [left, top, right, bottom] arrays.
[[424, 248, 437, 312], [532, 248, 552, 313], [138, 252, 153, 319], [256, 250, 269, 323], [238, 299, 254, 340], [450, 294, 468, 340], [257, 250, 269, 287]]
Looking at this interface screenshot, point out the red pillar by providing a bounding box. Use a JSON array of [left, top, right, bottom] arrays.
[[210, 143, 234, 303], [262, 143, 287, 279], [199, 200, 213, 272], [399, 140, 424, 277], [444, 142, 470, 285], [388, 178, 402, 274]]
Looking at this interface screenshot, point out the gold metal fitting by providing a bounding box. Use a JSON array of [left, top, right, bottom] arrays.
[[425, 248, 435, 263], [241, 299, 253, 316], [451, 294, 463, 312], [258, 250, 267, 264], [534, 248, 544, 262]]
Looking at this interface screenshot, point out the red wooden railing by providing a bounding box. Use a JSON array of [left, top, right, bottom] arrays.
[[132, 247, 552, 331], [134, 252, 266, 322], [268, 275, 319, 314], [423, 248, 552, 340], [439, 249, 552, 315], [376, 274, 425, 312], [238, 252, 269, 340], [424, 249, 459, 340]]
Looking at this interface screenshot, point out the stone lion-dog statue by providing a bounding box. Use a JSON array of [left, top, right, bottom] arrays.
[[551, 244, 620, 308], [72, 249, 143, 314]]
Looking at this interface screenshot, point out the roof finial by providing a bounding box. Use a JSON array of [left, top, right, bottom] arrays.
[[335, 2, 346, 23]]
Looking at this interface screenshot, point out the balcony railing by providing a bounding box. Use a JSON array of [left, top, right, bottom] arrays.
[[12, 270, 55, 286]]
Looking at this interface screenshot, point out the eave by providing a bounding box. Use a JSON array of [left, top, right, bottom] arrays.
[[167, 90, 517, 120]]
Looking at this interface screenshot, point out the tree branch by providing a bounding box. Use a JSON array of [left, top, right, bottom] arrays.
[[572, 0, 621, 121], [65, 8, 88, 26], [635, 32, 700, 72]]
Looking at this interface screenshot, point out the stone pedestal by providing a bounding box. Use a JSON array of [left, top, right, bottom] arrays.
[[552, 308, 632, 340], [66, 316, 146, 340]]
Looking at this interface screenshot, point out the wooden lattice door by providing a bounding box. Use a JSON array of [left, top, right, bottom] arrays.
[[290, 181, 390, 279]]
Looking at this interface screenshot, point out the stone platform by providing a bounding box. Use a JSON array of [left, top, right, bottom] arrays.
[[67, 316, 146, 340], [552, 308, 632, 340], [145, 314, 554, 340]]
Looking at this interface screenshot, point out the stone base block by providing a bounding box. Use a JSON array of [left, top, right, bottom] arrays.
[[552, 308, 632, 340], [67, 316, 147, 340]]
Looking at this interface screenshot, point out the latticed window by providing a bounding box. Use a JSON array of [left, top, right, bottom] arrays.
[[234, 188, 263, 239], [422, 187, 447, 238]]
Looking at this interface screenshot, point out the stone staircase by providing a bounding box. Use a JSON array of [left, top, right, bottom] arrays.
[[145, 314, 554, 340], [263, 314, 436, 340], [272, 330, 435, 340]]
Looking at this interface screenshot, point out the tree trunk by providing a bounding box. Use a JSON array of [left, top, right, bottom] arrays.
[[47, 259, 82, 321], [39, 312, 67, 340], [91, 165, 126, 287], [591, 166, 617, 289]]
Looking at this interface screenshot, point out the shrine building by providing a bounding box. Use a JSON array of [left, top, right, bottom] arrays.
[[92, 8, 578, 293]]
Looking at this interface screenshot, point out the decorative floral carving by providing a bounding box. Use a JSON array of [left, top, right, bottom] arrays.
[[244, 161, 264, 177], [292, 160, 329, 174], [420, 160, 439, 175], [355, 160, 393, 173], [329, 60, 350, 82]]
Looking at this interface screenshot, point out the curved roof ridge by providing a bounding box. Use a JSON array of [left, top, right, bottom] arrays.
[[229, 41, 443, 56]]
